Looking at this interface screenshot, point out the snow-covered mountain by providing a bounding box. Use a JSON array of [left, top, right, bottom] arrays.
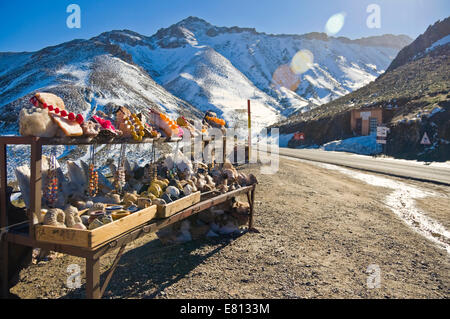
[[0, 16, 411, 134], [0, 37, 202, 134], [102, 17, 410, 122]]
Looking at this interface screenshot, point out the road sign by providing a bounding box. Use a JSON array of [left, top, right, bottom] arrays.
[[376, 139, 386, 144], [420, 132, 431, 145], [360, 111, 371, 120], [294, 132, 305, 141], [377, 126, 388, 137]]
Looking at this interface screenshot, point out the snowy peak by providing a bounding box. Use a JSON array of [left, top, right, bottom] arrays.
[[93, 29, 149, 47], [153, 16, 261, 48], [154, 25, 199, 48], [175, 16, 213, 31], [153, 16, 212, 48]]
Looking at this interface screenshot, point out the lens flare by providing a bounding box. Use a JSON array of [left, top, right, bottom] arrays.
[[290, 49, 314, 75], [272, 64, 300, 91], [325, 12, 346, 36]]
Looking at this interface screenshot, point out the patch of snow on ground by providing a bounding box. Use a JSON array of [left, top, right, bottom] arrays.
[[279, 133, 294, 147], [428, 106, 444, 118], [322, 135, 382, 155], [55, 62, 91, 86], [426, 34, 450, 52], [315, 162, 450, 254]]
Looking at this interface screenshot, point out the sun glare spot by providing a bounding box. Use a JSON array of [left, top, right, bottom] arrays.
[[290, 49, 314, 75], [272, 64, 300, 91], [325, 12, 346, 36]]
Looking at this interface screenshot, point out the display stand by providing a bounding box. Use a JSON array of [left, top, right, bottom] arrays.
[[0, 135, 256, 299]]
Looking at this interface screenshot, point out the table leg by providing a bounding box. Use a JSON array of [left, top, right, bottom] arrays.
[[247, 188, 259, 233], [0, 143, 8, 298], [248, 189, 254, 229], [86, 255, 101, 299], [100, 243, 126, 297], [1, 240, 8, 298]]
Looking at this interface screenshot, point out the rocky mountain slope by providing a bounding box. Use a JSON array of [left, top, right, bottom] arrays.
[[0, 38, 202, 134], [386, 17, 450, 72], [277, 18, 450, 161]]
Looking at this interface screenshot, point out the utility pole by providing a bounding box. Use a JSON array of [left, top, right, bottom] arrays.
[[247, 99, 251, 163]]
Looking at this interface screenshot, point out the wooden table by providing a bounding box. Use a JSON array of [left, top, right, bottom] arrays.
[[0, 136, 256, 299]]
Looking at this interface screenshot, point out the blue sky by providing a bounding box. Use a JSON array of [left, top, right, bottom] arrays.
[[0, 0, 448, 52]]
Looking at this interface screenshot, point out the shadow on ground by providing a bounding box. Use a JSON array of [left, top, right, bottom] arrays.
[[62, 232, 246, 299]]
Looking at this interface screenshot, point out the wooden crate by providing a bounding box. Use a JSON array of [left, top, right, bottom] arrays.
[[35, 205, 157, 249], [156, 191, 201, 218]]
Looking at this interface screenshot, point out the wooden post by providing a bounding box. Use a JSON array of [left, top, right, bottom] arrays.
[[29, 138, 42, 237], [100, 243, 127, 297], [247, 100, 251, 163], [0, 144, 6, 232], [0, 143, 8, 298], [86, 255, 101, 299], [222, 136, 227, 166], [0, 240, 7, 298], [249, 188, 255, 230]]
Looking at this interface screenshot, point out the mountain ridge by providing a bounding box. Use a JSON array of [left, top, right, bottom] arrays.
[[386, 17, 450, 72], [151, 16, 411, 49]]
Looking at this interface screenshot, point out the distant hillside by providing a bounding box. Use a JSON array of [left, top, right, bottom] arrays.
[[386, 17, 450, 72], [276, 17, 450, 161]]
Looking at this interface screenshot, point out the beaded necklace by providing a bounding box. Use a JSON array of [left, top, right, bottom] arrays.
[[114, 144, 126, 193], [88, 145, 99, 197], [45, 148, 58, 207], [29, 96, 84, 124], [168, 141, 179, 179], [124, 113, 145, 141]]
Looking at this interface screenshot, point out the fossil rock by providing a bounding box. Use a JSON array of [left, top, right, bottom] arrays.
[[19, 107, 59, 137]]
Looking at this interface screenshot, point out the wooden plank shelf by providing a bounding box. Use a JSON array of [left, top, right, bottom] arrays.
[[156, 191, 201, 218], [0, 135, 182, 146], [34, 205, 158, 249]]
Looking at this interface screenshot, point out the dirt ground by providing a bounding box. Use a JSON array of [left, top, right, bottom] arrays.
[[10, 158, 450, 299]]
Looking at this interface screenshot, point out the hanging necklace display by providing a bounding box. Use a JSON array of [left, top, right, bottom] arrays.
[[45, 147, 58, 207], [114, 144, 126, 193], [144, 143, 153, 182], [169, 141, 179, 179], [149, 142, 157, 182], [88, 145, 99, 197]]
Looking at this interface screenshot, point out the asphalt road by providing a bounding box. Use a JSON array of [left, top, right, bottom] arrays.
[[274, 148, 450, 186]]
